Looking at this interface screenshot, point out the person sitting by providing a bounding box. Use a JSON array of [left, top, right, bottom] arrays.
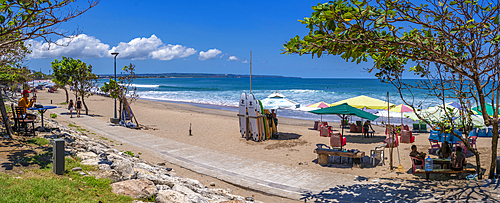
[[410, 145, 426, 165], [363, 120, 375, 137], [17, 90, 36, 119], [451, 146, 466, 171], [436, 141, 452, 159]]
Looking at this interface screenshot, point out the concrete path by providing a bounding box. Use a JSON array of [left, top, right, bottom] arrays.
[[46, 107, 500, 202]]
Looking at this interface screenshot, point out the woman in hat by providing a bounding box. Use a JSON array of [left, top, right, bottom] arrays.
[[17, 90, 36, 119]]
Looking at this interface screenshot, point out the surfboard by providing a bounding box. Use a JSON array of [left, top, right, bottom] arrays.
[[255, 97, 263, 141], [258, 100, 268, 140], [239, 92, 247, 138], [255, 99, 264, 141], [247, 94, 259, 142]]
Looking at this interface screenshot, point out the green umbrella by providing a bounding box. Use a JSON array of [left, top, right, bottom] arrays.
[[310, 103, 379, 121]]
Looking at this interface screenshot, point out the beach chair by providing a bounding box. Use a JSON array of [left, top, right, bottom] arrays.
[[370, 144, 385, 166], [478, 128, 487, 137], [469, 136, 478, 150], [349, 123, 357, 133], [320, 125, 332, 137], [12, 105, 35, 136], [468, 128, 478, 138], [330, 132, 346, 148], [356, 121, 363, 133], [410, 156, 425, 174], [400, 130, 414, 143], [413, 123, 420, 132], [487, 128, 493, 137], [419, 123, 427, 133], [428, 130, 440, 153], [313, 121, 320, 130]]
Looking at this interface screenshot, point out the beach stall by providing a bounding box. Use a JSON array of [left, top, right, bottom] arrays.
[[309, 103, 379, 147]]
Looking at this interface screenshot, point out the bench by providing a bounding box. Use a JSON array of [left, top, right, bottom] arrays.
[[415, 168, 476, 180], [314, 147, 365, 168]]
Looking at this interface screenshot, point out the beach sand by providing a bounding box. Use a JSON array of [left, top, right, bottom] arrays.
[[34, 89, 499, 201]]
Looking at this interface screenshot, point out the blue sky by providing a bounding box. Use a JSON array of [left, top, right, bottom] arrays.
[[25, 0, 418, 79]]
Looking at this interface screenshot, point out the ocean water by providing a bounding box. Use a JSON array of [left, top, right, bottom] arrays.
[[98, 77, 446, 124]]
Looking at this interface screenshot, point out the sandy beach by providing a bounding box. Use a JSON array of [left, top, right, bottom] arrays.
[[33, 89, 499, 201]]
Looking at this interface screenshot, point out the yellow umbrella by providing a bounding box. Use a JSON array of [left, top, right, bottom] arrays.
[[330, 95, 395, 109]]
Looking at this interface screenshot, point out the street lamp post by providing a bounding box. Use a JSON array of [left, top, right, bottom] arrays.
[[111, 53, 119, 121]]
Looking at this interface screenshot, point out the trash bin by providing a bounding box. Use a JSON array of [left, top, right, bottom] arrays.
[[496, 156, 500, 177]]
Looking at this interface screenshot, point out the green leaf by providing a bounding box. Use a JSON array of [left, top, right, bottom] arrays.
[[450, 1, 457, 5], [494, 15, 499, 24]]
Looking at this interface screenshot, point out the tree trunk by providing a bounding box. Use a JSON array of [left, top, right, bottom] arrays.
[[82, 95, 89, 115], [0, 89, 13, 136], [63, 86, 69, 103], [489, 122, 499, 179]]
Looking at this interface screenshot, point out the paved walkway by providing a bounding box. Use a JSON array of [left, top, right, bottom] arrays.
[[47, 107, 500, 202]]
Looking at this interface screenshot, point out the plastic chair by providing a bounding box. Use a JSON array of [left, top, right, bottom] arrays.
[[400, 130, 414, 143], [468, 128, 478, 137], [469, 136, 478, 150], [419, 123, 427, 132], [429, 139, 440, 154], [410, 156, 425, 174], [370, 144, 385, 166], [412, 123, 420, 132], [487, 128, 493, 137], [478, 128, 487, 137]]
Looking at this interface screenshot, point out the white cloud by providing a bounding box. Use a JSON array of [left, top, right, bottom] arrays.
[[227, 56, 239, 61], [198, 48, 222, 60], [227, 55, 248, 63], [27, 34, 110, 59], [108, 35, 196, 60], [26, 34, 198, 61]]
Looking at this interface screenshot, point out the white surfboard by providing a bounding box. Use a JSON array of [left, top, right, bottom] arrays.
[[239, 92, 247, 138], [247, 94, 259, 142]]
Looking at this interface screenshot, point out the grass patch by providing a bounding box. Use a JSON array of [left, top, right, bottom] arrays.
[[0, 157, 132, 202], [68, 124, 88, 133], [97, 136, 108, 141], [59, 102, 68, 105], [27, 137, 50, 146], [50, 113, 57, 118], [124, 151, 134, 157], [5, 105, 11, 113]]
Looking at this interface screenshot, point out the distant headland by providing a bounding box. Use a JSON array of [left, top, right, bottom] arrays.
[[99, 73, 300, 79]]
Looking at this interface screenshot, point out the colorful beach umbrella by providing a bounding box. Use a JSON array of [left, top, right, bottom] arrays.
[[330, 95, 395, 109], [307, 101, 330, 108], [390, 104, 414, 124], [307, 101, 330, 121]]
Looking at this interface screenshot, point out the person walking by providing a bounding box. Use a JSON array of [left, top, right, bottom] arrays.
[[76, 97, 82, 117], [68, 99, 74, 118]]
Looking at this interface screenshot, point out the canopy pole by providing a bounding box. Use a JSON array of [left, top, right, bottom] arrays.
[[249, 51, 252, 94]]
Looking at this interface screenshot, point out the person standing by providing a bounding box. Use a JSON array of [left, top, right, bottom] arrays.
[[363, 120, 375, 138], [76, 97, 82, 118], [68, 99, 74, 118]]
